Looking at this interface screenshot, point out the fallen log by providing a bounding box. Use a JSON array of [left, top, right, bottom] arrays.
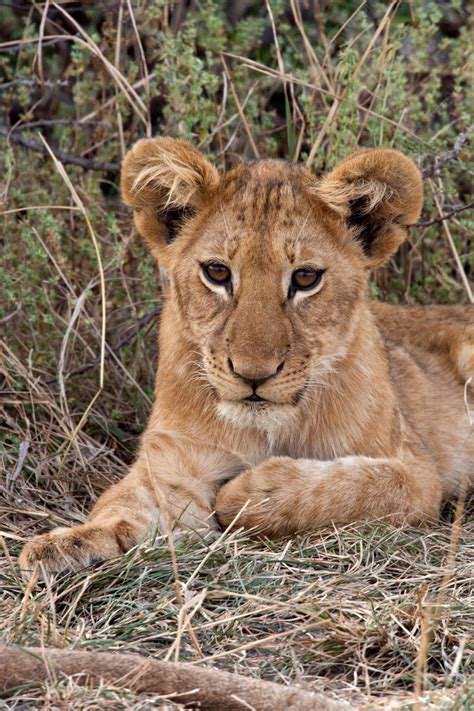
[[0, 645, 352, 711]]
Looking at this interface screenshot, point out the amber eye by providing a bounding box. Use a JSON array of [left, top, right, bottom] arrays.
[[202, 263, 232, 287], [290, 268, 325, 294]]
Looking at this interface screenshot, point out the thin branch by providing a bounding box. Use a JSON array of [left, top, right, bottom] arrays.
[[0, 78, 71, 90], [422, 124, 474, 177], [0, 37, 66, 54], [9, 119, 110, 131], [417, 200, 474, 227], [0, 126, 119, 173]]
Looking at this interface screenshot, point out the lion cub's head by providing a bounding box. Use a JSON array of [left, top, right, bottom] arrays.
[[121, 139, 422, 428]]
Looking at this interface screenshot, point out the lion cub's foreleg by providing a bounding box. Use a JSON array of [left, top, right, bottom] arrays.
[[215, 454, 443, 535], [19, 436, 241, 576], [18, 460, 160, 576]]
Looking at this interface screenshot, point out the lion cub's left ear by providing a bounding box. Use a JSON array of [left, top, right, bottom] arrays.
[[316, 149, 423, 267], [121, 137, 219, 265]]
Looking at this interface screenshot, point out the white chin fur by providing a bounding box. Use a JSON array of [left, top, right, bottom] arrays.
[[217, 400, 298, 435]]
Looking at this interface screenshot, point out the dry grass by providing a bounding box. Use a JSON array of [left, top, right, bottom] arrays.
[[1, 339, 473, 707], [1, 1, 473, 709], [1, 496, 473, 708]]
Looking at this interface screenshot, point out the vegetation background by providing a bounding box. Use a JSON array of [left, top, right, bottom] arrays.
[[1, 0, 472, 708]]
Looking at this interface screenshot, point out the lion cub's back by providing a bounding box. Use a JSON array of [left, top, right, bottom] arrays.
[[373, 301, 474, 384], [372, 301, 473, 496]]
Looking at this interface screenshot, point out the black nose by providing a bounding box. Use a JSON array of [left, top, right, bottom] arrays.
[[228, 358, 284, 390]]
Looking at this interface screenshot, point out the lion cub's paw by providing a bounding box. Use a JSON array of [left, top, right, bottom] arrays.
[[215, 458, 298, 534], [18, 525, 124, 578]]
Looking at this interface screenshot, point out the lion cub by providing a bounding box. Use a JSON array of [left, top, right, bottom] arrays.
[[20, 139, 473, 574]]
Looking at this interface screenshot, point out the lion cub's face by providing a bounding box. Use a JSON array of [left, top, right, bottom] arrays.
[[122, 139, 422, 429], [170, 161, 365, 426]]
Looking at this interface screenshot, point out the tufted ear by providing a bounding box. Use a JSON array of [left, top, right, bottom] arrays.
[[121, 137, 220, 264], [315, 149, 423, 268]]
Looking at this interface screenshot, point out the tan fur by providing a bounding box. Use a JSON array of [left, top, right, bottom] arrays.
[[19, 139, 474, 576]]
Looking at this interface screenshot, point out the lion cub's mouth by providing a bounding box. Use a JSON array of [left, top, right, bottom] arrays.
[[244, 393, 267, 403]]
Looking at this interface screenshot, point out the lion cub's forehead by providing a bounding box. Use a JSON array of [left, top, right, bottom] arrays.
[[220, 160, 308, 220], [204, 159, 326, 259]]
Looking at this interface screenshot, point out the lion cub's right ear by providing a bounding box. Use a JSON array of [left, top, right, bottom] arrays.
[[121, 137, 219, 264]]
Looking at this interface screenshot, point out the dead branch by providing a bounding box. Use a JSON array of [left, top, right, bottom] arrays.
[[0, 646, 351, 711], [417, 200, 474, 227], [0, 126, 119, 173], [0, 79, 71, 90], [10, 119, 110, 131], [0, 37, 66, 54], [422, 124, 474, 177]]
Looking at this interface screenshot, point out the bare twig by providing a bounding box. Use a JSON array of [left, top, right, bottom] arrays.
[[417, 200, 474, 227], [8, 119, 110, 131], [0, 126, 119, 172], [422, 125, 474, 177], [0, 78, 70, 89], [0, 37, 66, 54]]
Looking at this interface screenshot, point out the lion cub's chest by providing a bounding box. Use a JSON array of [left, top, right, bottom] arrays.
[[221, 416, 360, 468]]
